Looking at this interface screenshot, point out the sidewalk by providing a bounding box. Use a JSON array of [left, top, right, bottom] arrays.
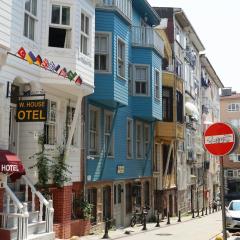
[[77, 211, 219, 240]]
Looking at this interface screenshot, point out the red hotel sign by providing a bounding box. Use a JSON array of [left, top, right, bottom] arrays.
[[204, 122, 236, 156]]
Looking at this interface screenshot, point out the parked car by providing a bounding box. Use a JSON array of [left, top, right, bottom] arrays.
[[226, 200, 240, 230]]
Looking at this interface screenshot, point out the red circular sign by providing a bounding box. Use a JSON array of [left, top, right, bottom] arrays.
[[204, 122, 236, 156]]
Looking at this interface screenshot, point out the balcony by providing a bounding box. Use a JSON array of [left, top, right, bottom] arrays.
[[131, 26, 164, 57], [96, 0, 132, 22]]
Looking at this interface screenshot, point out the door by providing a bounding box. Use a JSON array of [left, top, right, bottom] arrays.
[[103, 186, 111, 220], [114, 183, 124, 227], [9, 106, 19, 154]]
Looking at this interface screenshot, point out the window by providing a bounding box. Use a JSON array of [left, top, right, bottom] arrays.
[[125, 183, 132, 214], [66, 106, 77, 146], [176, 91, 183, 123], [134, 65, 148, 95], [49, 4, 71, 48], [95, 33, 111, 71], [104, 111, 114, 157], [24, 0, 37, 40], [81, 12, 90, 55], [44, 100, 57, 145], [128, 63, 133, 95], [175, 59, 182, 77], [136, 122, 143, 159], [118, 184, 122, 204], [127, 119, 133, 159], [155, 70, 160, 99], [144, 125, 150, 158], [117, 38, 125, 78], [228, 103, 240, 112], [80, 13, 90, 55], [89, 106, 100, 155], [175, 26, 181, 43], [162, 87, 173, 121], [228, 170, 233, 177]]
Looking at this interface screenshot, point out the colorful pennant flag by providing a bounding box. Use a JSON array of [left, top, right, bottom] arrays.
[[17, 47, 26, 59], [15, 47, 84, 85], [41, 59, 49, 69], [28, 51, 36, 62], [59, 68, 68, 78], [54, 64, 60, 72], [35, 55, 42, 65], [75, 75, 83, 85], [67, 71, 77, 81], [48, 61, 55, 71], [25, 53, 33, 64]]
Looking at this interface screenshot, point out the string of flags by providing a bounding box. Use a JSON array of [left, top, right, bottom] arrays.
[[16, 47, 83, 85]]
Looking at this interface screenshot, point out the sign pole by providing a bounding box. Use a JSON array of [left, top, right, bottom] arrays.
[[220, 156, 227, 240]]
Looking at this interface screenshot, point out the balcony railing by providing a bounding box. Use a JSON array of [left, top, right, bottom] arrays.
[[96, 0, 132, 21], [131, 26, 164, 57]]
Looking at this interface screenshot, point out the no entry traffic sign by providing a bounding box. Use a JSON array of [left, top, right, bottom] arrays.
[[204, 122, 238, 156]]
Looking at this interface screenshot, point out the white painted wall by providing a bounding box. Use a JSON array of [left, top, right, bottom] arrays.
[[0, 0, 95, 184]]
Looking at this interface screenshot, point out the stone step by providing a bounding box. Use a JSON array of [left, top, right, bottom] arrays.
[[10, 221, 46, 240], [28, 232, 55, 240], [5, 211, 40, 228]]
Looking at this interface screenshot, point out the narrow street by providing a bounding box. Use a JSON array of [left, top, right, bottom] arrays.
[[115, 212, 222, 240]]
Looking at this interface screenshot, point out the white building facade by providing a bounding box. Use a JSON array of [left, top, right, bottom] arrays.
[[0, 0, 95, 239]]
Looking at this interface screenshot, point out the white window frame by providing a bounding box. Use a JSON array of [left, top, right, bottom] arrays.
[[80, 11, 90, 55], [228, 103, 240, 112], [175, 25, 181, 44], [89, 105, 100, 156], [117, 37, 126, 79], [24, 0, 38, 41], [144, 124, 150, 158], [95, 32, 112, 73], [136, 121, 143, 159], [228, 170, 233, 177], [154, 69, 160, 100], [44, 99, 57, 146], [66, 105, 79, 147], [104, 110, 114, 157], [49, 3, 72, 48], [127, 118, 133, 159], [133, 64, 149, 96]]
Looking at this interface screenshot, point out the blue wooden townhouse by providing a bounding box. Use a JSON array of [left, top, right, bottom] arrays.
[[84, 0, 164, 227]]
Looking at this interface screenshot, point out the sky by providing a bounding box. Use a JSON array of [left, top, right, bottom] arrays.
[[148, 0, 240, 92]]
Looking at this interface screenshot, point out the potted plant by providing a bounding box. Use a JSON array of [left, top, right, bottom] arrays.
[[72, 196, 93, 236]]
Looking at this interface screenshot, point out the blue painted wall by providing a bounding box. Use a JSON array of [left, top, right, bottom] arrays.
[[86, 2, 162, 182], [89, 11, 129, 107]]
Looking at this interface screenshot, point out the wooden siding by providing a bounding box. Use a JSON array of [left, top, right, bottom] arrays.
[[86, 105, 152, 181], [90, 11, 128, 106], [131, 48, 162, 120]]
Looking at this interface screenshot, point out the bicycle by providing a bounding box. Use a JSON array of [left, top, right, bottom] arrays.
[[130, 206, 150, 227]]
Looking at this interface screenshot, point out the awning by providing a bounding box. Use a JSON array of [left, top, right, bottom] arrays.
[[185, 102, 199, 121], [0, 150, 26, 181]]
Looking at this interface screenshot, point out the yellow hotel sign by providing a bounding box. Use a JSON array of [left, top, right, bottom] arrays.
[[16, 99, 48, 122]]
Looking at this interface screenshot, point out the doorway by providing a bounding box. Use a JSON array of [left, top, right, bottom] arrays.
[[103, 186, 111, 220], [114, 183, 124, 227], [9, 105, 19, 154]]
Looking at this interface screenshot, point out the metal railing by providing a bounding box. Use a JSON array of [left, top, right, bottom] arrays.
[[131, 26, 164, 57], [96, 0, 132, 21]]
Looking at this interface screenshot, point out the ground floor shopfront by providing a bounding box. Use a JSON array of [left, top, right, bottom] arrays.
[[85, 177, 153, 227]]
